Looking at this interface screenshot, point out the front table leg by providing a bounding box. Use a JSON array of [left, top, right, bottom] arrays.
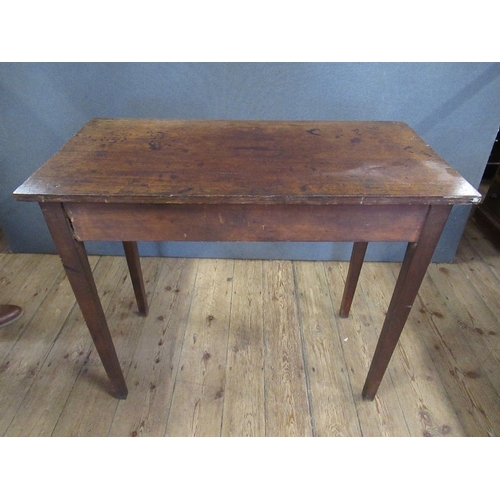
[[40, 202, 128, 399], [362, 205, 452, 400]]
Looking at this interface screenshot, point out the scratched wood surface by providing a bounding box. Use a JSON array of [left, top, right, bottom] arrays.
[[13, 119, 480, 205], [1, 217, 499, 436]]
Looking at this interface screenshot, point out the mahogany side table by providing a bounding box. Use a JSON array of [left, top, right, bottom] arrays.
[[14, 119, 481, 400]]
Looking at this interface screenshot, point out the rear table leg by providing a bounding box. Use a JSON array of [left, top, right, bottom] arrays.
[[123, 241, 148, 316], [340, 242, 368, 318]]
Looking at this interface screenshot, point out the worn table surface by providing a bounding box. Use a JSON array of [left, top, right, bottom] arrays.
[[12, 119, 482, 401], [14, 119, 480, 205]]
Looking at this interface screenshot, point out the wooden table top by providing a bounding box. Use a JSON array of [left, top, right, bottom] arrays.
[[14, 118, 481, 206]]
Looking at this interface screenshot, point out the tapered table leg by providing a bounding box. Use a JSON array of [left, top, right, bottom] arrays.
[[123, 241, 148, 316], [340, 241, 368, 318], [362, 205, 452, 400], [40, 202, 128, 399]]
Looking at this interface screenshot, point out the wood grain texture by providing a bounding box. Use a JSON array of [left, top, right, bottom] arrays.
[[12, 119, 482, 403], [0, 255, 98, 435], [1, 218, 499, 436], [65, 202, 428, 242], [51, 257, 161, 437], [165, 259, 234, 436], [362, 205, 452, 400], [294, 261, 361, 436], [40, 202, 128, 399], [14, 119, 480, 205], [323, 261, 411, 436], [262, 261, 312, 436], [108, 258, 198, 437], [3, 256, 122, 436], [8, 118, 487, 424], [356, 262, 466, 436], [221, 260, 266, 436]]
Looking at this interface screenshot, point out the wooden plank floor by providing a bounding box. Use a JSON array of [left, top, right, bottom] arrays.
[[0, 219, 499, 437]]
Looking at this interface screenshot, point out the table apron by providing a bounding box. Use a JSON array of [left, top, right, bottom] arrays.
[[64, 202, 430, 243]]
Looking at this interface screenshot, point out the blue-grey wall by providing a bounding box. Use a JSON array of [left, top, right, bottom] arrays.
[[1, 62, 499, 262]]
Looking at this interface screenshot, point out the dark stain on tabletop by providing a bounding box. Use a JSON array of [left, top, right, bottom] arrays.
[[148, 132, 165, 151], [306, 128, 320, 136]]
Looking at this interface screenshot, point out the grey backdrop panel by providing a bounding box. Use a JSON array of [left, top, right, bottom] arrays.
[[1, 62, 499, 262]]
